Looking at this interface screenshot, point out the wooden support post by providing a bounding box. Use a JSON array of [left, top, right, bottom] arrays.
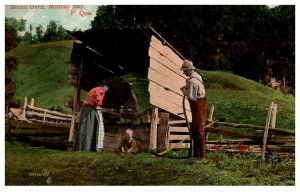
[[206, 105, 214, 141], [23, 96, 28, 117], [270, 103, 277, 129], [149, 106, 159, 150], [68, 59, 83, 151], [262, 101, 274, 160], [30, 98, 35, 107], [157, 112, 169, 152], [68, 87, 81, 145]]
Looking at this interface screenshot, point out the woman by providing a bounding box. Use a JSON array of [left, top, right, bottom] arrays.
[[75, 86, 106, 152]]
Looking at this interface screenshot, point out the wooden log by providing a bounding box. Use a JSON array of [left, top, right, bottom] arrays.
[[157, 112, 170, 152], [149, 106, 159, 150], [262, 102, 274, 160]]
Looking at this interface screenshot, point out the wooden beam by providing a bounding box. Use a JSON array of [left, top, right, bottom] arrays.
[[149, 106, 159, 150], [157, 112, 170, 152]]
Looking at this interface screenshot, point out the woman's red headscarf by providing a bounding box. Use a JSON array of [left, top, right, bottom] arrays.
[[86, 86, 106, 107]]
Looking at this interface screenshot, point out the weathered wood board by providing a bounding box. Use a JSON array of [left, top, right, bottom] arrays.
[[148, 35, 191, 120]]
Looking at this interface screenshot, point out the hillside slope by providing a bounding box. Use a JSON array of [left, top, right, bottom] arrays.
[[7, 41, 74, 113], [7, 41, 295, 130]]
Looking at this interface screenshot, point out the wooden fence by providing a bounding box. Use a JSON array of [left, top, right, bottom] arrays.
[[155, 102, 295, 158]]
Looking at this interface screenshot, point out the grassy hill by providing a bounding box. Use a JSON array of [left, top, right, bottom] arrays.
[[7, 41, 295, 130], [7, 41, 75, 113]]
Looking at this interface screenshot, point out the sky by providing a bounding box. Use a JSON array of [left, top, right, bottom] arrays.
[[5, 5, 99, 32]]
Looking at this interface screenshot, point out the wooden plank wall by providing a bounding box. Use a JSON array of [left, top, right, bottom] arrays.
[[168, 120, 190, 149], [148, 35, 192, 121]]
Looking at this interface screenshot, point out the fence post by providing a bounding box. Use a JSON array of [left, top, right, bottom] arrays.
[[22, 96, 28, 117], [262, 101, 274, 160], [30, 98, 35, 107], [270, 103, 278, 129], [149, 106, 159, 150], [206, 105, 214, 141], [157, 112, 169, 152]]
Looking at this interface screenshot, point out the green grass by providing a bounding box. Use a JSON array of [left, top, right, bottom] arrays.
[[7, 41, 74, 114], [202, 70, 295, 130], [5, 141, 295, 185], [122, 73, 151, 112]]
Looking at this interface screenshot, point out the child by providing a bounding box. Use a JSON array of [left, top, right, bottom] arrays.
[[116, 129, 138, 154]]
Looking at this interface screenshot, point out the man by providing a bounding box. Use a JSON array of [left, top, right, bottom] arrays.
[[180, 60, 208, 159]]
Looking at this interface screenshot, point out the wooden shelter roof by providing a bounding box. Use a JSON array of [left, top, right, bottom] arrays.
[[68, 27, 182, 91]]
